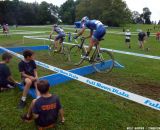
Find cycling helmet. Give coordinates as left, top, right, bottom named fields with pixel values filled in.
left=81, top=16, right=89, bottom=23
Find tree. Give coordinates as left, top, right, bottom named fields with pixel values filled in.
left=59, top=0, right=76, bottom=24
left=0, top=0, right=59, bottom=25
left=132, top=11, right=143, bottom=24
left=75, top=0, right=132, bottom=26
left=141, top=7, right=152, bottom=24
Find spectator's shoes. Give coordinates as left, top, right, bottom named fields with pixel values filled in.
left=18, top=100, right=26, bottom=109
left=21, top=113, right=32, bottom=122
left=7, top=84, right=15, bottom=89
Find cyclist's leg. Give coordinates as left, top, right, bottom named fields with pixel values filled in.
left=59, top=37, right=65, bottom=52
left=86, top=38, right=98, bottom=56
left=54, top=35, right=60, bottom=50
left=86, top=26, right=106, bottom=56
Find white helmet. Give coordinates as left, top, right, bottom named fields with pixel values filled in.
left=81, top=16, right=89, bottom=24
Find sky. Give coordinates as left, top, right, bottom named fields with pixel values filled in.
left=21, top=0, right=160, bottom=22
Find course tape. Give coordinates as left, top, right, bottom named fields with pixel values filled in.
left=0, top=46, right=159, bottom=111
left=24, top=36, right=160, bottom=60
left=0, top=31, right=46, bottom=36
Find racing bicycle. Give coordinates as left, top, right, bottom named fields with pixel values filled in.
left=69, top=37, right=114, bottom=73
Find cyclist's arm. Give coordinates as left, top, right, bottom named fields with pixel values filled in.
left=84, top=30, right=93, bottom=39
left=49, top=31, right=54, bottom=39
left=77, top=27, right=85, bottom=37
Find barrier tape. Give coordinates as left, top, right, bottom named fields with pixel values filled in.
left=24, top=36, right=160, bottom=60
left=0, top=31, right=47, bottom=36
left=0, top=46, right=159, bottom=111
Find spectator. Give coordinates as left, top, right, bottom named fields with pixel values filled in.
left=18, top=50, right=39, bottom=109
left=156, top=32, right=160, bottom=41
left=125, top=29, right=131, bottom=48
left=138, top=30, right=146, bottom=49
left=123, top=28, right=125, bottom=32
left=21, top=80, right=64, bottom=129
left=0, top=53, right=17, bottom=92
left=147, top=29, right=150, bottom=37
left=2, top=24, right=9, bottom=36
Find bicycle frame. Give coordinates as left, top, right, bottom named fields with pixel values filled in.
left=77, top=37, right=101, bottom=62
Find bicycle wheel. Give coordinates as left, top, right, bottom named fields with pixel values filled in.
left=92, top=50, right=114, bottom=73
left=70, top=45, right=86, bottom=66
left=48, top=43, right=55, bottom=56
left=48, top=42, right=62, bottom=56
left=61, top=45, right=71, bottom=62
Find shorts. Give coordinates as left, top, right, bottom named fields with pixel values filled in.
left=92, top=25, right=106, bottom=41
left=55, top=33, right=65, bottom=42
left=0, top=80, right=15, bottom=88
left=125, top=39, right=130, bottom=42
left=138, top=37, right=145, bottom=41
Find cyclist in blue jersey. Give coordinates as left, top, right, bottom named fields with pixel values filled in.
left=74, top=16, right=106, bottom=59
left=49, top=24, right=66, bottom=51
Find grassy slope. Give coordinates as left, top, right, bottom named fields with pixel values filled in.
left=0, top=25, right=160, bottom=130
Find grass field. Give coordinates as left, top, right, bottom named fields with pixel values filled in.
left=0, top=24, right=160, bottom=130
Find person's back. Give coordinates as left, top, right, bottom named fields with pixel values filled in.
left=0, top=53, right=16, bottom=91
left=21, top=80, right=64, bottom=129
left=138, top=32, right=146, bottom=41
left=84, top=20, right=103, bottom=30
left=53, top=26, right=64, bottom=34
left=0, top=63, right=10, bottom=84
left=33, top=94, right=61, bottom=127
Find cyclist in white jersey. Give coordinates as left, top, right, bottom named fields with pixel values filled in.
left=49, top=24, right=66, bottom=51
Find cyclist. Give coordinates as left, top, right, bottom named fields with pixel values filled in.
left=74, top=16, right=106, bottom=59
left=49, top=24, right=66, bottom=52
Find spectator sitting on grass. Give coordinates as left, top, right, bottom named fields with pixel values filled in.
left=18, top=50, right=39, bottom=109
left=0, top=53, right=17, bottom=92
left=21, top=80, right=65, bottom=130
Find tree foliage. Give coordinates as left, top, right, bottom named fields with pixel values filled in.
left=0, top=0, right=152, bottom=26
left=75, top=0, right=132, bottom=26
left=59, top=0, right=76, bottom=24
left=131, top=7, right=152, bottom=24
left=0, top=0, right=58, bottom=25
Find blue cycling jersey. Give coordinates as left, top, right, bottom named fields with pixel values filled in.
left=82, top=20, right=103, bottom=30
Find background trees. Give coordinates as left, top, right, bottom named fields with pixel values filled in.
left=131, top=7, right=152, bottom=24
left=0, top=0, right=153, bottom=26
left=0, top=0, right=58, bottom=25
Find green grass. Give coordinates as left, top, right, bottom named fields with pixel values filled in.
left=0, top=24, right=160, bottom=130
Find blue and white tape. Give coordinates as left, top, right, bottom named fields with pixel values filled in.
left=24, top=36, right=160, bottom=60
left=0, top=46, right=159, bottom=111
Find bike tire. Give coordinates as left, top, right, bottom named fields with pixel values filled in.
left=92, top=50, right=114, bottom=73
left=70, top=45, right=86, bottom=66
left=62, top=45, right=71, bottom=62
left=48, top=43, right=55, bottom=56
